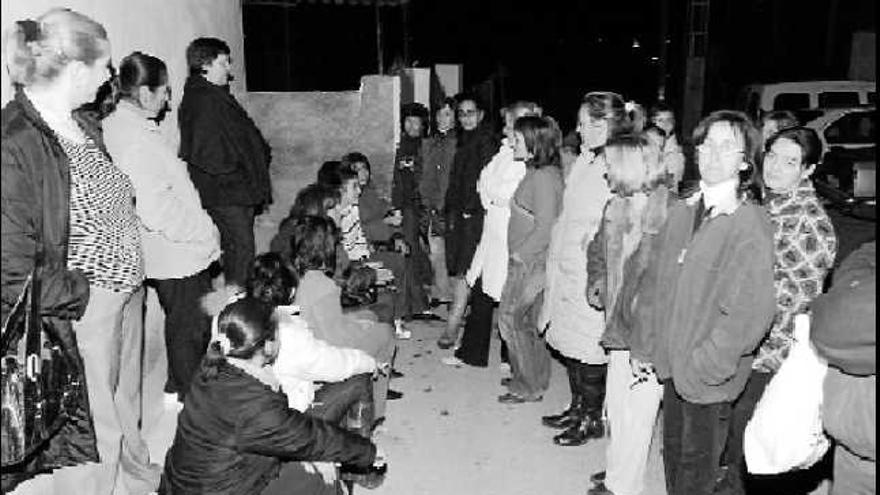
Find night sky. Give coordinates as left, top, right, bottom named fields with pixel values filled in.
left=244, top=0, right=875, bottom=132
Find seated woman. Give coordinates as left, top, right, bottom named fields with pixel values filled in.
left=247, top=253, right=381, bottom=428
left=270, top=182, right=339, bottom=262
left=290, top=215, right=399, bottom=415
left=162, top=297, right=379, bottom=495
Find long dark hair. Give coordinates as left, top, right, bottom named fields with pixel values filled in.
left=514, top=115, right=561, bottom=169
left=290, top=215, right=339, bottom=277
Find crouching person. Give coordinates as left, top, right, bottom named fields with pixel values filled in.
left=161, top=298, right=380, bottom=494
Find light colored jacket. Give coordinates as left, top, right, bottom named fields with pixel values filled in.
left=103, top=101, right=219, bottom=279
left=466, top=142, right=526, bottom=300
left=543, top=150, right=611, bottom=363
left=272, top=306, right=376, bottom=412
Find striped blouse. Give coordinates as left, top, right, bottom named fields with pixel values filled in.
left=61, top=135, right=144, bottom=293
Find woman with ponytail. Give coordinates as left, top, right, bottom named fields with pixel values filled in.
left=541, top=91, right=630, bottom=446
left=163, top=297, right=381, bottom=495
left=103, top=51, right=221, bottom=404
left=1, top=9, right=155, bottom=494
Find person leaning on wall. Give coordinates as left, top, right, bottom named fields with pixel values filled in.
left=178, top=37, right=272, bottom=293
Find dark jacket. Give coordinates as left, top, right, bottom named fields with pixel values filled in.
left=419, top=130, right=457, bottom=213
left=445, top=125, right=499, bottom=218
left=178, top=76, right=271, bottom=208
left=1, top=91, right=99, bottom=483
left=359, top=184, right=393, bottom=243
left=391, top=135, right=423, bottom=211
left=629, top=199, right=776, bottom=404
left=812, top=241, right=876, bottom=464
left=163, top=360, right=375, bottom=494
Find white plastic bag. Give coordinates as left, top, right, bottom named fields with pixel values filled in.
left=744, top=314, right=830, bottom=474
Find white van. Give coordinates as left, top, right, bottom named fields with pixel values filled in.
left=738, top=80, right=876, bottom=120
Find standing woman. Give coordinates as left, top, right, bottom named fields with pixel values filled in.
left=103, top=52, right=221, bottom=402
left=586, top=134, right=672, bottom=495
left=720, top=126, right=837, bottom=495
left=541, top=92, right=624, bottom=446
left=496, top=115, right=564, bottom=403
left=1, top=10, right=107, bottom=491
left=440, top=94, right=500, bottom=345
left=3, top=9, right=160, bottom=494
left=419, top=98, right=458, bottom=305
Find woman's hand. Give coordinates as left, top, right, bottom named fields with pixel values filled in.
left=629, top=356, right=655, bottom=387
left=586, top=279, right=605, bottom=310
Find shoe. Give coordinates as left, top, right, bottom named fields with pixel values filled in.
left=498, top=392, right=543, bottom=404
left=411, top=311, right=444, bottom=322
left=590, top=471, right=606, bottom=484
left=437, top=332, right=456, bottom=349
left=390, top=368, right=404, bottom=379
left=339, top=462, right=387, bottom=489
left=441, top=355, right=465, bottom=367
left=553, top=415, right=605, bottom=446
left=386, top=389, right=404, bottom=400
left=541, top=404, right=582, bottom=430
left=587, top=481, right=614, bottom=495
left=394, top=320, right=412, bottom=340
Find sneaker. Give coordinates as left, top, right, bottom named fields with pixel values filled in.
left=394, top=320, right=412, bottom=339
left=441, top=355, right=465, bottom=367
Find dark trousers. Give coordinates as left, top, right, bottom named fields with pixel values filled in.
left=206, top=205, right=256, bottom=288
left=153, top=269, right=213, bottom=398
left=721, top=371, right=830, bottom=495
left=663, top=381, right=732, bottom=495
left=455, top=278, right=496, bottom=367
left=308, top=373, right=374, bottom=439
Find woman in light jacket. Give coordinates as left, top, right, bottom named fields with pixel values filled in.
left=103, top=52, right=221, bottom=404
left=541, top=92, right=628, bottom=447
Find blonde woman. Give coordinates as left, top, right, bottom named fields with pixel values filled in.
left=586, top=134, right=672, bottom=495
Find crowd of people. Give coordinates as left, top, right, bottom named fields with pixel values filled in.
left=0, top=6, right=874, bottom=495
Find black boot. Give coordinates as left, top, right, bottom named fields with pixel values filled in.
left=553, top=362, right=606, bottom=446
left=541, top=397, right=582, bottom=429
left=553, top=412, right=605, bottom=446
left=542, top=358, right=583, bottom=429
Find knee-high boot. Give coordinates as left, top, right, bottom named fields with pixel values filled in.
left=554, top=362, right=606, bottom=446
left=542, top=357, right=583, bottom=429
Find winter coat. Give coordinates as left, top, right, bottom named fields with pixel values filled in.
left=272, top=306, right=376, bottom=412
left=628, top=195, right=776, bottom=404
left=178, top=75, right=271, bottom=208
left=103, top=100, right=221, bottom=280
left=1, top=91, right=99, bottom=483
left=419, top=130, right=457, bottom=214
left=162, top=359, right=375, bottom=494
left=812, top=241, right=875, bottom=464
left=752, top=180, right=837, bottom=373
left=543, top=149, right=612, bottom=363
left=466, top=142, right=525, bottom=300
left=444, top=125, right=499, bottom=276
left=593, top=186, right=673, bottom=350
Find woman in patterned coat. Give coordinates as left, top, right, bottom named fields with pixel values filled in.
left=721, top=126, right=837, bottom=495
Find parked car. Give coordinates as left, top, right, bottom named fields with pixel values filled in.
left=738, top=80, right=876, bottom=121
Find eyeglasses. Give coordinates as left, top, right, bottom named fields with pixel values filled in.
left=764, top=151, right=801, bottom=169
left=457, top=109, right=478, bottom=117
left=696, top=142, right=743, bottom=158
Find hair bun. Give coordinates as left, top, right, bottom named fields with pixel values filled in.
left=16, top=19, right=40, bottom=42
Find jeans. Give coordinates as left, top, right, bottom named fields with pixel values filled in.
left=153, top=269, right=214, bottom=398
left=455, top=278, right=496, bottom=367
left=308, top=374, right=374, bottom=439
left=498, top=258, right=551, bottom=399
left=663, top=381, right=731, bottom=495
left=206, top=205, right=255, bottom=288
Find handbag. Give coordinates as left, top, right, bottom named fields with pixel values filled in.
left=743, top=314, right=830, bottom=474
left=1, top=210, right=82, bottom=467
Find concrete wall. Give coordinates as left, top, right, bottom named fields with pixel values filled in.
left=243, top=75, right=400, bottom=254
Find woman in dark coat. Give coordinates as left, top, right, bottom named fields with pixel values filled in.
left=1, top=9, right=109, bottom=491
left=440, top=94, right=500, bottom=345
left=162, top=298, right=379, bottom=495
